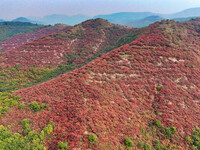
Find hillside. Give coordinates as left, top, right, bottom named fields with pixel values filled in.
left=0, top=19, right=135, bottom=67
left=0, top=19, right=198, bottom=149
left=0, top=22, right=45, bottom=42
left=0, top=18, right=138, bottom=91
left=0, top=24, right=68, bottom=52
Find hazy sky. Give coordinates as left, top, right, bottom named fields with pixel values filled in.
left=1, top=0, right=200, bottom=20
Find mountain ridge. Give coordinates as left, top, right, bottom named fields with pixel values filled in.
left=6, top=7, right=200, bottom=27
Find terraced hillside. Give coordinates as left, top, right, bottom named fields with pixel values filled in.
left=0, top=19, right=199, bottom=149
left=0, top=24, right=68, bottom=52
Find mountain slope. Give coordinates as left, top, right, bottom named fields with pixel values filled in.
left=1, top=19, right=199, bottom=149
left=0, top=22, right=45, bottom=42
left=0, top=18, right=135, bottom=67
left=0, top=19, right=138, bottom=92
left=0, top=24, right=68, bottom=52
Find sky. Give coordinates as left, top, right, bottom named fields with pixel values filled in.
left=1, top=0, right=200, bottom=20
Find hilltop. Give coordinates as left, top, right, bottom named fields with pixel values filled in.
left=0, top=18, right=198, bottom=149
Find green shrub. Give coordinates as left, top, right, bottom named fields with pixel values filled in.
left=43, top=122, right=53, bottom=135
left=39, top=130, right=45, bottom=141
left=0, top=125, right=46, bottom=150
left=145, top=143, right=151, bottom=150
left=153, top=120, right=162, bottom=128
left=154, top=140, right=161, bottom=150
left=164, top=127, right=172, bottom=138
left=30, top=101, right=41, bottom=112
left=164, top=127, right=176, bottom=139
left=0, top=92, right=20, bottom=114
left=192, top=134, right=200, bottom=141
left=29, top=101, right=49, bottom=112
left=193, top=141, right=200, bottom=149
left=18, top=103, right=25, bottom=109
left=14, top=65, right=20, bottom=70
left=192, top=145, right=198, bottom=149
left=40, top=103, right=49, bottom=109
left=58, top=141, right=68, bottom=150
left=125, top=138, right=134, bottom=147
left=170, top=127, right=176, bottom=134
left=156, top=84, right=163, bottom=91
left=154, top=139, right=160, bottom=145
left=185, top=136, right=193, bottom=144
left=21, top=119, right=29, bottom=126
left=88, top=134, right=97, bottom=143
left=138, top=142, right=144, bottom=148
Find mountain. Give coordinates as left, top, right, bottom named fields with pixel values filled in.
left=92, top=8, right=200, bottom=27
left=28, top=14, right=91, bottom=25
left=0, top=18, right=199, bottom=149
left=171, top=7, right=200, bottom=18
left=0, top=18, right=135, bottom=67
left=12, top=17, right=31, bottom=23
left=12, top=17, right=46, bottom=25
left=126, top=16, right=163, bottom=27
left=0, top=24, right=68, bottom=52
left=0, top=22, right=45, bottom=42
left=0, top=18, right=137, bottom=91
left=173, top=16, right=199, bottom=22
left=93, top=12, right=156, bottom=25
left=21, top=7, right=200, bottom=27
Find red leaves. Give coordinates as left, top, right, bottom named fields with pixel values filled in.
left=0, top=19, right=199, bottom=149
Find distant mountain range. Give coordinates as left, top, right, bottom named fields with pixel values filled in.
left=3, top=7, right=200, bottom=27
left=168, top=7, right=200, bottom=18
left=26, top=14, right=91, bottom=25
left=125, top=16, right=163, bottom=27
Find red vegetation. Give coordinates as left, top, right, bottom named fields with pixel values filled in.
left=0, top=19, right=200, bottom=149
left=0, top=24, right=68, bottom=52
left=0, top=19, right=133, bottom=67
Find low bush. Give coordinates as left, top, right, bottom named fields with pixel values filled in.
left=58, top=141, right=68, bottom=150
left=125, top=138, right=134, bottom=147
left=138, top=142, right=144, bottom=148
left=18, top=103, right=25, bottom=109
left=145, top=143, right=151, bottom=150
left=88, top=134, right=97, bottom=143
left=29, top=101, right=49, bottom=112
